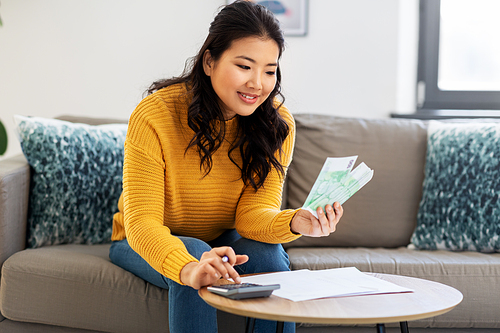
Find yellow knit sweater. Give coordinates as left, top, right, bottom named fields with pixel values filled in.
left=112, top=83, right=300, bottom=284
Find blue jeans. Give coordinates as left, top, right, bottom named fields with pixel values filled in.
left=109, top=229, right=295, bottom=333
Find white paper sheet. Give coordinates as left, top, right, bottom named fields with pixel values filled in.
left=240, top=267, right=413, bottom=302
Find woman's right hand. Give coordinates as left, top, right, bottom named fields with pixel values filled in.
left=180, top=246, right=249, bottom=290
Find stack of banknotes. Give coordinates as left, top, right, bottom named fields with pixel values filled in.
left=302, top=156, right=374, bottom=218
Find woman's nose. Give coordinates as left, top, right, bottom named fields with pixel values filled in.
left=247, top=73, right=262, bottom=90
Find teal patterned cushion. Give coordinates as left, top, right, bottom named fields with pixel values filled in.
left=412, top=121, right=500, bottom=252
left=14, top=115, right=127, bottom=248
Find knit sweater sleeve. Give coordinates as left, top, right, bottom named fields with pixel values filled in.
left=122, top=95, right=198, bottom=285
left=234, top=106, right=302, bottom=243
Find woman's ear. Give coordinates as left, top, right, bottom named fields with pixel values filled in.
left=202, top=50, right=213, bottom=76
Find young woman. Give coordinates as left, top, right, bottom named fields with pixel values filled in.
left=109, top=1, right=343, bottom=332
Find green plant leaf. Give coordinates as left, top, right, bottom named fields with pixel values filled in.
left=0, top=120, right=7, bottom=155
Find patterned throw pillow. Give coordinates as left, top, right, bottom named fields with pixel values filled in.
left=14, top=115, right=127, bottom=248
left=412, top=121, right=500, bottom=252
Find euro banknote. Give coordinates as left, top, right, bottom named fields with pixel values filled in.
left=302, top=156, right=374, bottom=218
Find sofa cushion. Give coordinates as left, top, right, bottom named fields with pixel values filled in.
left=0, top=245, right=170, bottom=333
left=287, top=247, right=500, bottom=328
left=14, top=116, right=127, bottom=248
left=284, top=115, right=428, bottom=248
left=0, top=155, right=30, bottom=266
left=412, top=121, right=500, bottom=252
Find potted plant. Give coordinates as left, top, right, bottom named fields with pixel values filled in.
left=0, top=120, right=7, bottom=156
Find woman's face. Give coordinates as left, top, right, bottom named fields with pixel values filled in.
left=203, top=36, right=280, bottom=120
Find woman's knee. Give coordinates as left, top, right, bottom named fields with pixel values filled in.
left=109, top=239, right=134, bottom=266
left=256, top=243, right=290, bottom=272
left=178, top=236, right=212, bottom=260
left=234, top=240, right=290, bottom=274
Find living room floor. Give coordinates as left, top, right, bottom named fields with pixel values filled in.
left=1, top=319, right=500, bottom=333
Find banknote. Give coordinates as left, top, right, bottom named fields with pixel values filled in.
left=302, top=156, right=374, bottom=218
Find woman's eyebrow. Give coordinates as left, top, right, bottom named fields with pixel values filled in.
left=235, top=55, right=278, bottom=67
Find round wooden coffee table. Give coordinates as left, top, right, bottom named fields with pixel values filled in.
left=199, top=273, right=463, bottom=333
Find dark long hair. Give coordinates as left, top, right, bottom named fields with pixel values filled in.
left=147, top=0, right=289, bottom=190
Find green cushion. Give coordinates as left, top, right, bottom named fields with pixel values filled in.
left=14, top=116, right=127, bottom=248
left=412, top=121, right=500, bottom=252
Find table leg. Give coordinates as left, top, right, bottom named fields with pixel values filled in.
left=400, top=321, right=409, bottom=333
left=376, top=323, right=386, bottom=333
left=276, top=321, right=284, bottom=333
left=245, top=317, right=255, bottom=333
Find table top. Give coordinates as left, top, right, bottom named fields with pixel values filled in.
left=199, top=273, right=463, bottom=325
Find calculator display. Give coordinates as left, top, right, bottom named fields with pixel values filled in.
left=207, top=283, right=280, bottom=300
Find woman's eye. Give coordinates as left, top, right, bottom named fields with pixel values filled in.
left=238, top=65, right=251, bottom=70
left=266, top=71, right=276, bottom=76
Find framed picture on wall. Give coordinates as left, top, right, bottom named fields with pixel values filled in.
left=227, top=0, right=308, bottom=36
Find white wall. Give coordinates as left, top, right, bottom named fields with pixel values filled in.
left=0, top=0, right=418, bottom=159
left=282, top=0, right=418, bottom=117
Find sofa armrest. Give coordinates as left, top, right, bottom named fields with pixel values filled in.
left=0, top=154, right=30, bottom=267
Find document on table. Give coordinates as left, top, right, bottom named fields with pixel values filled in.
left=240, top=267, right=413, bottom=302
left=302, top=156, right=374, bottom=218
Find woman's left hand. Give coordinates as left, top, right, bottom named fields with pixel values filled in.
left=290, top=202, right=343, bottom=237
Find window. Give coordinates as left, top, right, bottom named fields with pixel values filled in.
left=417, top=0, right=500, bottom=111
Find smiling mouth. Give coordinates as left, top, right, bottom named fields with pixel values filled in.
left=238, top=92, right=259, bottom=104
left=239, top=92, right=258, bottom=100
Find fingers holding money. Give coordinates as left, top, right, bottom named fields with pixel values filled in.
left=330, top=202, right=343, bottom=231
left=316, top=202, right=343, bottom=235
left=291, top=203, right=343, bottom=237
left=315, top=206, right=330, bottom=236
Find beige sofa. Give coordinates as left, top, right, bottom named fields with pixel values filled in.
left=1, top=114, right=499, bottom=333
